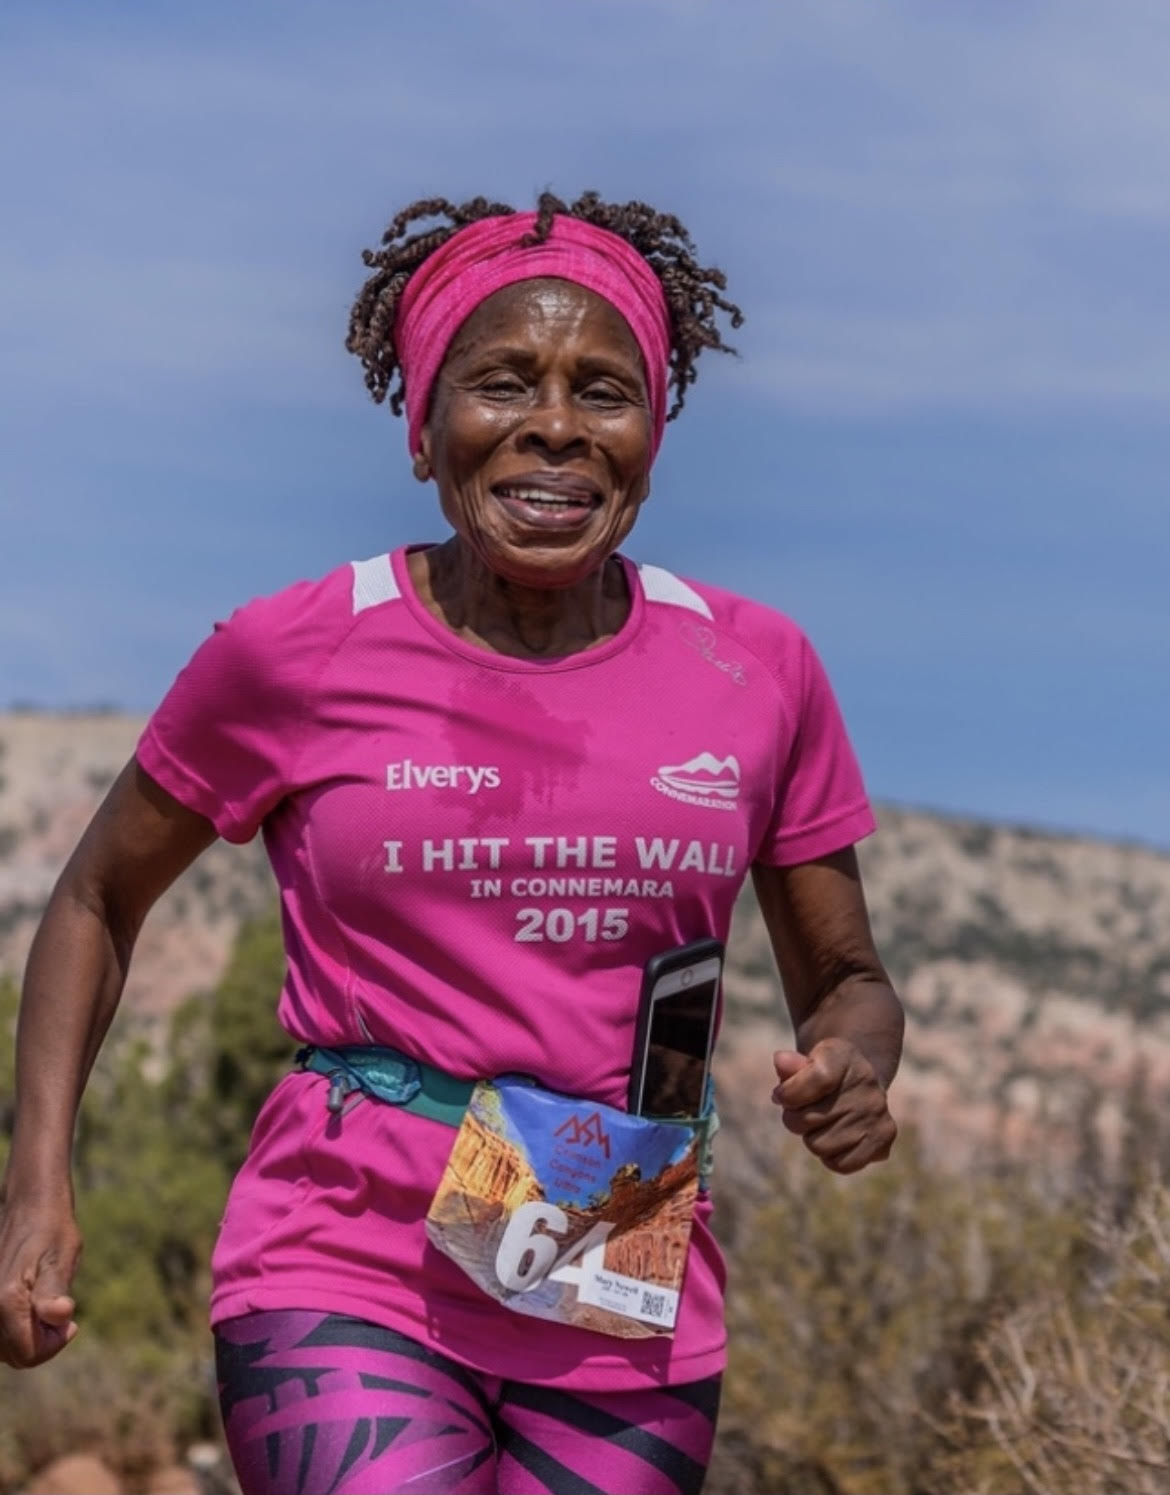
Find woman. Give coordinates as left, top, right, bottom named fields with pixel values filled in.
left=0, top=192, right=902, bottom=1495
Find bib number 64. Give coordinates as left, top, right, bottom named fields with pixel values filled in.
left=494, top=1201, right=614, bottom=1293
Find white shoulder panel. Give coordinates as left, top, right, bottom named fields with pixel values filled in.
left=638, top=563, right=714, bottom=620
left=351, top=554, right=401, bottom=614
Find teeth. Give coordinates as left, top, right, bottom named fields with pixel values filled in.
left=499, top=486, right=588, bottom=507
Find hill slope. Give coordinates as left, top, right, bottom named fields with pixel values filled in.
left=3, top=712, right=1166, bottom=1173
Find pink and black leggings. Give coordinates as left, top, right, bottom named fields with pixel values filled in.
left=215, top=1310, right=720, bottom=1495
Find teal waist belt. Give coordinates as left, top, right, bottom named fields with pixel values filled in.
left=296, top=1044, right=475, bottom=1128
left=295, top=1043, right=719, bottom=1186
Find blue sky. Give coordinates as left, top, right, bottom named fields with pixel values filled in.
left=2, top=1, right=1167, bottom=847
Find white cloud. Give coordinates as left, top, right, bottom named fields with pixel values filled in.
left=5, top=1, right=1170, bottom=417
left=1, top=0, right=1168, bottom=850
left=730, top=302, right=1170, bottom=417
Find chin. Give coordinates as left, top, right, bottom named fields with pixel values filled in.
left=494, top=555, right=602, bottom=590
left=476, top=535, right=613, bottom=590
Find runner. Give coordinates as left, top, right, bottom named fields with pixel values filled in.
left=0, top=192, right=904, bottom=1495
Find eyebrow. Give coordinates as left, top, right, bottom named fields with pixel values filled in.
left=576, top=353, right=647, bottom=381
left=455, top=343, right=540, bottom=368
left=453, top=344, right=646, bottom=383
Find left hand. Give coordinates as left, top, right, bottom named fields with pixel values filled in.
left=771, top=1037, right=897, bottom=1174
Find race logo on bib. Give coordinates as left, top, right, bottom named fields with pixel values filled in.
left=426, top=1079, right=701, bottom=1337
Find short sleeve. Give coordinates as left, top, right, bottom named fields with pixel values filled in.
left=136, top=577, right=332, bottom=843
left=755, top=632, right=876, bottom=866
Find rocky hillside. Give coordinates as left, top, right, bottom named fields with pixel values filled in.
left=0, top=713, right=271, bottom=1044
left=3, top=712, right=1167, bottom=1177
left=723, top=804, right=1170, bottom=1182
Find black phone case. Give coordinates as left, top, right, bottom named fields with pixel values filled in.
left=627, top=936, right=724, bottom=1114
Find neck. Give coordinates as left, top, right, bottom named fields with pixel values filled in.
left=411, top=539, right=630, bottom=659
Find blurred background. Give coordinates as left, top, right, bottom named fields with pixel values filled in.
left=2, top=3, right=1169, bottom=1492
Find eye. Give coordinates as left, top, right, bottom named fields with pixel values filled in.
left=582, top=383, right=627, bottom=406
left=477, top=374, right=527, bottom=398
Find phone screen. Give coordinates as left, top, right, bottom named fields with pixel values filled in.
left=639, top=955, right=722, bottom=1118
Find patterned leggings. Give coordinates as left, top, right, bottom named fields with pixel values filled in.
left=215, top=1310, right=721, bottom=1495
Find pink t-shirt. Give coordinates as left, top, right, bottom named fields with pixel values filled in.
left=137, top=545, right=875, bottom=1391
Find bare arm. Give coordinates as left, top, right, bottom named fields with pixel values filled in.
left=0, top=759, right=216, bottom=1366
left=752, top=846, right=904, bottom=1172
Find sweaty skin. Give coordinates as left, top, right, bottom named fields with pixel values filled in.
left=754, top=850, right=902, bottom=1173
left=409, top=279, right=652, bottom=659
left=0, top=274, right=902, bottom=1371
left=0, top=763, right=215, bottom=1366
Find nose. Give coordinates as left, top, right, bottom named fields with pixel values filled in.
left=517, top=381, right=588, bottom=456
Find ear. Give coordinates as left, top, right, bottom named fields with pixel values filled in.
left=409, top=424, right=433, bottom=481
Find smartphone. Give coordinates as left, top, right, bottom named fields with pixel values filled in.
left=628, top=938, right=724, bottom=1119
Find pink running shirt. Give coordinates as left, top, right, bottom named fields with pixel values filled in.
left=137, top=546, right=876, bottom=1391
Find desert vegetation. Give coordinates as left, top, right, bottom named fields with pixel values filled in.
left=3, top=910, right=1170, bottom=1493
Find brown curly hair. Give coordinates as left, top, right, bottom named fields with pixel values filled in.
left=345, top=190, right=743, bottom=424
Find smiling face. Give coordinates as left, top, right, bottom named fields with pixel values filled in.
left=417, top=278, right=654, bottom=590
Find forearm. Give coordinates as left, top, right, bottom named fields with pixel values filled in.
left=793, top=976, right=904, bottom=1091
left=3, top=883, right=134, bottom=1199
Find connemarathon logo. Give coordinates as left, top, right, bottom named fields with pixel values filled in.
left=554, top=1111, right=612, bottom=1158
left=651, top=752, right=740, bottom=812
left=386, top=760, right=501, bottom=794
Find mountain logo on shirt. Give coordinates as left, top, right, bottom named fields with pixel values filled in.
left=651, top=753, right=740, bottom=812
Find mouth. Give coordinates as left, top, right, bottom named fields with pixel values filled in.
left=491, top=473, right=603, bottom=529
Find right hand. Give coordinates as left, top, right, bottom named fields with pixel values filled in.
left=0, top=1195, right=82, bottom=1367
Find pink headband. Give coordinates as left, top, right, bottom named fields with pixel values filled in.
left=395, top=212, right=672, bottom=461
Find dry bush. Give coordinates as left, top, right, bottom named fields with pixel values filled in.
left=947, top=1186, right=1170, bottom=1495
left=0, top=1338, right=213, bottom=1494
left=708, top=1132, right=1081, bottom=1495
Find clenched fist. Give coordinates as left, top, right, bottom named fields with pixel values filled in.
left=772, top=1037, right=897, bottom=1174
left=0, top=1197, right=81, bottom=1368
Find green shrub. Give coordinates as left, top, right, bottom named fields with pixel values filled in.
left=710, top=1136, right=1082, bottom=1495
left=0, top=912, right=289, bottom=1492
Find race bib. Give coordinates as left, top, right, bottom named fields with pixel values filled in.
left=425, top=1078, right=702, bottom=1338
